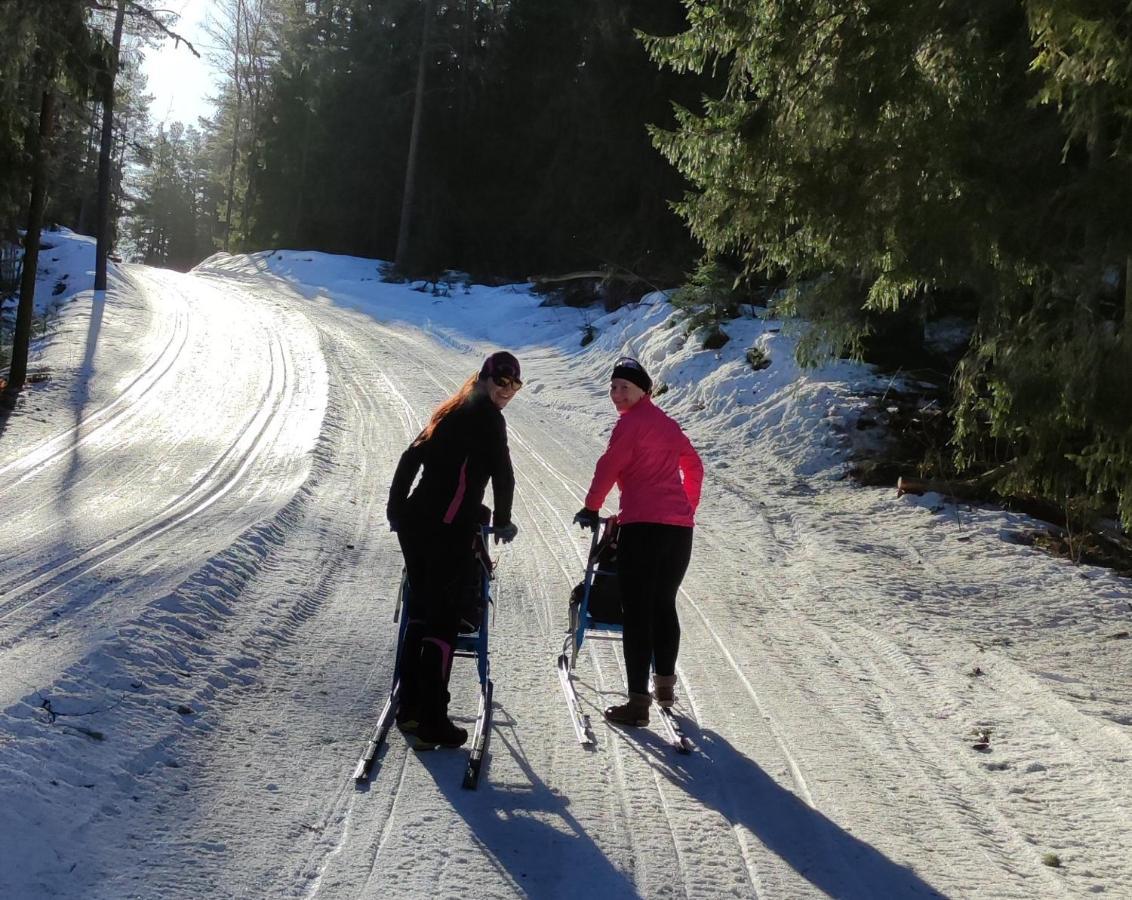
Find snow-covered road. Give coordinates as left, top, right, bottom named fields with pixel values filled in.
left=2, top=255, right=1130, bottom=899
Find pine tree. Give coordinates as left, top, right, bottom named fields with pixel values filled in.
left=245, top=0, right=706, bottom=278
left=128, top=122, right=217, bottom=269
left=669, top=258, right=744, bottom=349
left=2, top=0, right=98, bottom=404
left=646, top=0, right=1132, bottom=528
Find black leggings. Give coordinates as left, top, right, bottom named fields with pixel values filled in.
left=617, top=523, right=693, bottom=695
left=397, top=524, right=471, bottom=722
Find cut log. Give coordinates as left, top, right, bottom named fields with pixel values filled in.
left=529, top=270, right=646, bottom=288
left=896, top=467, right=1007, bottom=500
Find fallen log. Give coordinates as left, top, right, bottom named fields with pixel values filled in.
left=528, top=270, right=647, bottom=287
left=896, top=466, right=1007, bottom=500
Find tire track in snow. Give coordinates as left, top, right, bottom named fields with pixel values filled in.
left=0, top=322, right=292, bottom=635
left=75, top=300, right=393, bottom=900
left=504, top=482, right=649, bottom=892
left=257, top=315, right=424, bottom=898
left=688, top=457, right=1120, bottom=895
left=676, top=453, right=1024, bottom=893
left=765, top=489, right=1132, bottom=895
left=0, top=273, right=190, bottom=488
left=0, top=274, right=333, bottom=758
left=837, top=623, right=1075, bottom=897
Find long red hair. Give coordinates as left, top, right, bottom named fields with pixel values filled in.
left=413, top=374, right=479, bottom=445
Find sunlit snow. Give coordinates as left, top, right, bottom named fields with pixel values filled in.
left=2, top=231, right=1130, bottom=898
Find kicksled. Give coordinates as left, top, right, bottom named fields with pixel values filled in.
left=556, top=517, right=692, bottom=754
left=353, top=525, right=496, bottom=790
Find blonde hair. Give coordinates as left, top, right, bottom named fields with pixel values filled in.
left=412, top=374, right=479, bottom=445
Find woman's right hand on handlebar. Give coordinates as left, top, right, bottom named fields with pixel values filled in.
left=572, top=507, right=600, bottom=530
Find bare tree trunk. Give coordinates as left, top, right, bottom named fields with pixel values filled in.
left=240, top=67, right=262, bottom=237
left=394, top=0, right=435, bottom=273
left=460, top=0, right=472, bottom=129
left=223, top=0, right=244, bottom=252
left=78, top=102, right=99, bottom=234
left=294, top=110, right=311, bottom=241
left=95, top=0, right=127, bottom=291
left=5, top=86, right=56, bottom=404
left=1125, top=255, right=1132, bottom=348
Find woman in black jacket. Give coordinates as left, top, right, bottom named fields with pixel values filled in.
left=386, top=351, right=521, bottom=749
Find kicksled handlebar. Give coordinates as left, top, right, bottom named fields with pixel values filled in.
left=576, top=514, right=616, bottom=534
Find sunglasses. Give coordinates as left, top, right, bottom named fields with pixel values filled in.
left=492, top=374, right=522, bottom=391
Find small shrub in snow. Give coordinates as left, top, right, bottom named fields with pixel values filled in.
left=580, top=324, right=596, bottom=347
left=1041, top=853, right=1062, bottom=869
left=379, top=262, right=406, bottom=283
left=702, top=327, right=729, bottom=350
left=671, top=258, right=746, bottom=349
left=442, top=270, right=473, bottom=294
left=746, top=346, right=770, bottom=371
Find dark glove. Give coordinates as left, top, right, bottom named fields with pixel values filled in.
left=573, top=507, right=600, bottom=530
left=388, top=518, right=400, bottom=533
left=494, top=521, right=518, bottom=545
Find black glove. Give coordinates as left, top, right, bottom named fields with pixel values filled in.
left=494, top=521, right=518, bottom=544
left=573, top=507, right=600, bottom=530
left=388, top=518, right=400, bottom=533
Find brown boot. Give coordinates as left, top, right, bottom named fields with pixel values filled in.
left=652, top=674, right=677, bottom=709
left=604, top=691, right=651, bottom=726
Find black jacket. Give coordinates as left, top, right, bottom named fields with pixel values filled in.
left=387, top=392, right=514, bottom=530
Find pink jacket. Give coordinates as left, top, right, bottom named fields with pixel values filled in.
left=584, top=396, right=703, bottom=527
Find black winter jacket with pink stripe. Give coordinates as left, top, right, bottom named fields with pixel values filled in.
left=387, top=392, right=514, bottom=531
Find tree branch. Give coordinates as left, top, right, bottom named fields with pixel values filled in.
left=87, top=1, right=202, bottom=58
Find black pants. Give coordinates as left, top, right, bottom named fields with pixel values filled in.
left=396, top=524, right=471, bottom=724
left=617, top=523, right=693, bottom=696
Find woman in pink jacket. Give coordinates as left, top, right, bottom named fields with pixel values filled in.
left=574, top=356, right=703, bottom=726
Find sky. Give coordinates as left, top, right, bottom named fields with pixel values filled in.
left=140, top=0, right=220, bottom=127
left=2, top=230, right=1130, bottom=897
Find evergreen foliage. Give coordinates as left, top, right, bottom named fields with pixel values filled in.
left=239, top=0, right=708, bottom=280
left=646, top=0, right=1132, bottom=528
left=6, top=0, right=1129, bottom=538
left=127, top=122, right=221, bottom=269
left=669, top=258, right=744, bottom=348
left=0, top=1, right=100, bottom=239
left=0, top=2, right=156, bottom=256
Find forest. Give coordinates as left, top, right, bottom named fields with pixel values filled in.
left=1, top=1, right=1131, bottom=547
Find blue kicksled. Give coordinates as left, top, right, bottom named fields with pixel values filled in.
left=354, top=525, right=496, bottom=789
left=556, top=516, right=692, bottom=752
left=556, top=517, right=621, bottom=747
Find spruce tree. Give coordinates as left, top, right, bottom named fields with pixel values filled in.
left=2, top=0, right=98, bottom=404
left=646, top=0, right=1132, bottom=529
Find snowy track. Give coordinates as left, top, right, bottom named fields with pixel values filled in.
left=0, top=268, right=326, bottom=710
left=1, top=258, right=1130, bottom=898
